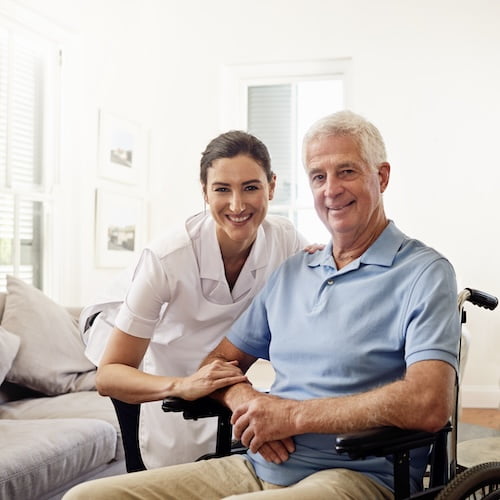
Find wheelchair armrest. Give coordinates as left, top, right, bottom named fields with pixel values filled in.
left=162, top=396, right=235, bottom=457
left=335, top=423, right=452, bottom=460
left=162, top=396, right=231, bottom=421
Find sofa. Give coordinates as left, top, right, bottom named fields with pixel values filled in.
left=0, top=275, right=126, bottom=500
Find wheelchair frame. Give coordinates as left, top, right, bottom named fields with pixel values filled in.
left=163, top=288, right=499, bottom=499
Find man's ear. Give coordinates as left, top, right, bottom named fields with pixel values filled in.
left=378, top=163, right=390, bottom=193
left=268, top=174, right=277, bottom=200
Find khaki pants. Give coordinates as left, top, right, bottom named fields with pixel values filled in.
left=63, top=455, right=393, bottom=500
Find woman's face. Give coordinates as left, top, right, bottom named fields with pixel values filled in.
left=204, top=154, right=275, bottom=250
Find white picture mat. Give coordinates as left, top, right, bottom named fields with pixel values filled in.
left=95, top=189, right=144, bottom=268
left=98, top=110, right=142, bottom=184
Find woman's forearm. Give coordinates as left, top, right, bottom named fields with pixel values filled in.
left=96, top=359, right=249, bottom=404
left=96, top=363, right=180, bottom=404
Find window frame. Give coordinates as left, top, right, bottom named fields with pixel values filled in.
left=0, top=1, right=63, bottom=293
left=220, top=59, right=352, bottom=241
left=220, top=59, right=352, bottom=130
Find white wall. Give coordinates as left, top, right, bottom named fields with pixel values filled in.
left=13, top=0, right=500, bottom=407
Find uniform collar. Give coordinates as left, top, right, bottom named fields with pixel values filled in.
left=196, top=214, right=268, bottom=282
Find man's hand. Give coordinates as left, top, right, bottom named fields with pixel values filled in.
left=231, top=394, right=299, bottom=463
left=173, top=360, right=248, bottom=401
left=248, top=439, right=295, bottom=464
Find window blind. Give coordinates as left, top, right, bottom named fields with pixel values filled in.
left=247, top=84, right=293, bottom=206
left=0, top=24, right=46, bottom=290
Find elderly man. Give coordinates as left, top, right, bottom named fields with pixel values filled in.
left=64, top=111, right=460, bottom=499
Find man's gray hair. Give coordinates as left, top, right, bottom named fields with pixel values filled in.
left=302, top=110, right=387, bottom=170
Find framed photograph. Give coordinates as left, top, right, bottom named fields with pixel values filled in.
left=95, top=189, right=144, bottom=268
left=98, top=110, right=142, bottom=184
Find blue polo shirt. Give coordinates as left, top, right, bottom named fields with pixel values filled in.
left=227, top=221, right=460, bottom=493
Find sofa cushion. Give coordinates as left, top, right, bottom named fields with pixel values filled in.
left=1, top=275, right=96, bottom=395
left=0, top=391, right=124, bottom=460
left=0, top=418, right=117, bottom=500
left=0, top=326, right=20, bottom=385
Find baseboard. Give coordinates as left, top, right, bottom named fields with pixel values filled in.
left=461, top=385, right=500, bottom=408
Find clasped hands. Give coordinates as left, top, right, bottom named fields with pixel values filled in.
left=231, top=394, right=298, bottom=464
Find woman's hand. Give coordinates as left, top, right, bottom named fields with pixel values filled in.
left=303, top=243, right=325, bottom=254
left=172, top=360, right=249, bottom=401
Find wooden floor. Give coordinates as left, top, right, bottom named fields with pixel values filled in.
left=460, top=408, right=500, bottom=430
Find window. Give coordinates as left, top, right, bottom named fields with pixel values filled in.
left=221, top=60, right=350, bottom=242
left=0, top=16, right=60, bottom=291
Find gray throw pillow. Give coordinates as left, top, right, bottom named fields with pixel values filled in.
left=1, top=275, right=96, bottom=395
left=0, top=326, right=21, bottom=385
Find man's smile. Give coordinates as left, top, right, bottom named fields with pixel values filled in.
left=329, top=200, right=355, bottom=211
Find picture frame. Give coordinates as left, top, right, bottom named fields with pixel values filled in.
left=97, top=110, right=142, bottom=184
left=95, top=189, right=144, bottom=268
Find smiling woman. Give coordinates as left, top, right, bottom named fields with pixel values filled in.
left=205, top=154, right=276, bottom=287
left=81, top=130, right=309, bottom=471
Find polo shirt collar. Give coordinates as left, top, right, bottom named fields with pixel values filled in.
left=308, top=220, right=404, bottom=269
left=308, top=243, right=335, bottom=268
left=361, top=221, right=405, bottom=267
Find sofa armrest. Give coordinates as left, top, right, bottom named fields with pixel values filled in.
left=65, top=306, right=83, bottom=320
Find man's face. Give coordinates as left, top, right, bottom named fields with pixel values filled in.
left=305, top=134, right=389, bottom=241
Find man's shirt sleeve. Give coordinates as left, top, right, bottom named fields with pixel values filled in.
left=403, top=257, right=460, bottom=371
left=226, top=277, right=274, bottom=360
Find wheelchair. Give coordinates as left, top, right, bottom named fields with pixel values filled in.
left=163, top=288, right=499, bottom=499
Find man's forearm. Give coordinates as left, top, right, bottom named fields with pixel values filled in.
left=200, top=350, right=228, bottom=368
left=294, top=360, right=455, bottom=435
left=200, top=338, right=260, bottom=409
left=210, top=380, right=261, bottom=411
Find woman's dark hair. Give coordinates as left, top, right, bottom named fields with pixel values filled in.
left=200, top=130, right=274, bottom=185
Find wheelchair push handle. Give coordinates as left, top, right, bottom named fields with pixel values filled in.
left=463, top=288, right=498, bottom=310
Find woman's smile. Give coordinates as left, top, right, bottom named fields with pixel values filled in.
left=227, top=213, right=253, bottom=224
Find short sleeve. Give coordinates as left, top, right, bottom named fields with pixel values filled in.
left=114, top=248, right=171, bottom=338
left=404, top=258, right=460, bottom=371
left=226, top=285, right=272, bottom=360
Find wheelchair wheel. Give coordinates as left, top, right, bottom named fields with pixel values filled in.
left=436, top=461, right=500, bottom=499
